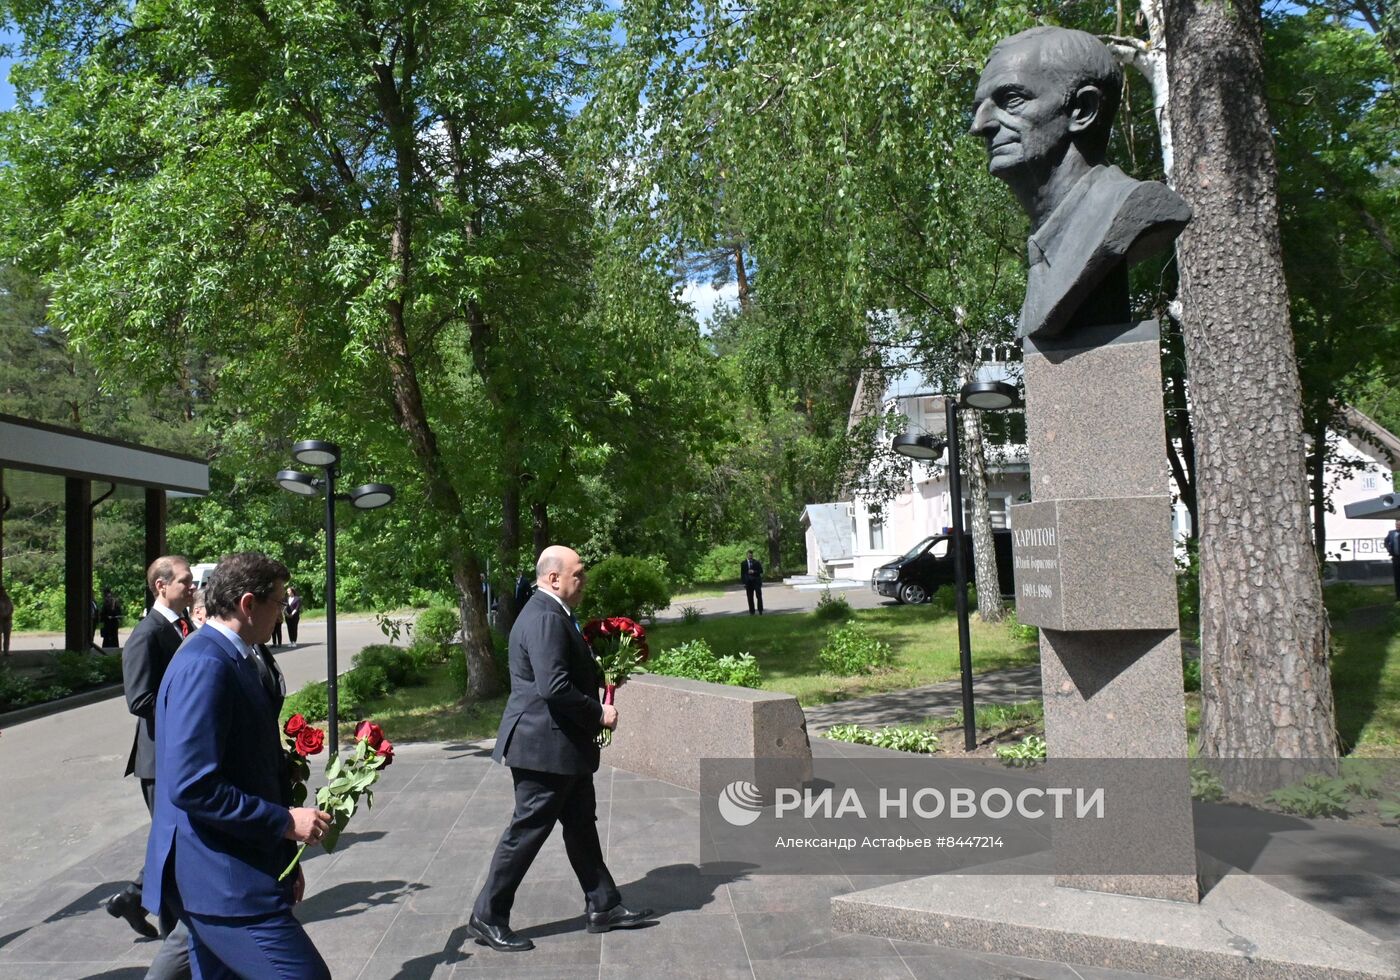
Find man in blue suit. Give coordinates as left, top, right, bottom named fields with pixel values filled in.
left=142, top=552, right=332, bottom=979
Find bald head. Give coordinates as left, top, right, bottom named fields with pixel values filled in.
left=536, top=545, right=587, bottom=609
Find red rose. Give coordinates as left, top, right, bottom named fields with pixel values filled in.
left=294, top=726, right=325, bottom=757
left=375, top=739, right=394, bottom=767
left=284, top=714, right=307, bottom=737
left=355, top=720, right=385, bottom=749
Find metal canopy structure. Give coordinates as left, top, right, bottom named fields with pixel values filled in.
left=0, top=413, right=209, bottom=651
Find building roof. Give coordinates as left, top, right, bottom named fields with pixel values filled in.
left=1342, top=406, right=1400, bottom=468
left=0, top=413, right=209, bottom=496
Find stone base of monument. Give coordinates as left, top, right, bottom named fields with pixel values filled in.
left=603, top=673, right=812, bottom=791
left=831, top=862, right=1397, bottom=979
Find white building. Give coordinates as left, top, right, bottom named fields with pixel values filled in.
left=803, top=360, right=1399, bottom=583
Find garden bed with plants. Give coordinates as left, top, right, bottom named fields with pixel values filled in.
left=0, top=651, right=125, bottom=714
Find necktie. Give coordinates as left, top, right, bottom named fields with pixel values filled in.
left=177, top=618, right=189, bottom=638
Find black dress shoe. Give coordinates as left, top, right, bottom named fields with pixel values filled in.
left=106, top=891, right=159, bottom=939
left=467, top=913, right=534, bottom=952
left=584, top=902, right=654, bottom=933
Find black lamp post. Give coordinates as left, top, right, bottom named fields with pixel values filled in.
left=893, top=379, right=1020, bottom=751
left=276, top=440, right=395, bottom=758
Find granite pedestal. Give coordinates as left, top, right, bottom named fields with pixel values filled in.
left=604, top=673, right=813, bottom=791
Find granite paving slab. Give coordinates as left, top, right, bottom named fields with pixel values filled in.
left=4, top=738, right=1368, bottom=980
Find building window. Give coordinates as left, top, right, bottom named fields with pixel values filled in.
left=869, top=517, right=884, bottom=550
left=963, top=495, right=1011, bottom=529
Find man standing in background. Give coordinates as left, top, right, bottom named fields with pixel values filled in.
left=1386, top=520, right=1400, bottom=601
left=107, top=556, right=193, bottom=939
left=741, top=549, right=764, bottom=615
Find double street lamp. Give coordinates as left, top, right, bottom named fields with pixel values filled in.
left=892, top=379, right=1019, bottom=751
left=276, top=440, right=395, bottom=758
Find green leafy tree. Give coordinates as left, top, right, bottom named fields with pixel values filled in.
left=0, top=0, right=709, bottom=697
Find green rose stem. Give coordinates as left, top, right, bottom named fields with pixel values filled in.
left=279, top=733, right=391, bottom=881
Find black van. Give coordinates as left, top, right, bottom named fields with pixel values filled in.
left=871, top=529, right=1015, bottom=604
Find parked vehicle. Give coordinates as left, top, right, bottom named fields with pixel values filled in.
left=871, top=529, right=1015, bottom=604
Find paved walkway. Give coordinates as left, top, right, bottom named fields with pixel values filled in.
left=0, top=739, right=1188, bottom=980
left=802, top=666, right=1043, bottom=733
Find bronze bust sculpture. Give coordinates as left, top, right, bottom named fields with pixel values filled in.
left=970, top=26, right=1190, bottom=340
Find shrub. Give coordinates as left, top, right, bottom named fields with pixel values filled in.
left=342, top=664, right=391, bottom=705
left=48, top=652, right=104, bottom=690
left=354, top=644, right=420, bottom=688
left=646, top=639, right=761, bottom=687
left=995, top=734, right=1047, bottom=768
left=689, top=543, right=762, bottom=585
left=814, top=589, right=853, bottom=621
left=282, top=681, right=328, bottom=723
left=0, top=666, right=38, bottom=712
left=447, top=651, right=470, bottom=697
left=1182, top=655, right=1201, bottom=693
left=823, top=724, right=939, bottom=754
left=817, top=622, right=892, bottom=676
left=1190, top=766, right=1225, bottom=803
left=578, top=556, right=671, bottom=621
left=1266, top=775, right=1352, bottom=819
left=1005, top=610, right=1038, bottom=643
left=932, top=585, right=957, bottom=613
left=416, top=606, right=461, bottom=646
left=408, top=635, right=449, bottom=669
left=680, top=605, right=702, bottom=626
left=96, top=652, right=125, bottom=684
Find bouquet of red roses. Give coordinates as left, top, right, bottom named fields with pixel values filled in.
left=581, top=616, right=650, bottom=747
left=282, top=713, right=326, bottom=807
left=279, top=719, right=394, bottom=880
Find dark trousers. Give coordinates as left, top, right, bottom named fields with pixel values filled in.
left=745, top=582, right=763, bottom=614
left=122, top=779, right=179, bottom=938
left=285, top=617, right=299, bottom=644
left=1392, top=558, right=1400, bottom=600
left=162, top=865, right=327, bottom=980
left=473, top=768, right=620, bottom=927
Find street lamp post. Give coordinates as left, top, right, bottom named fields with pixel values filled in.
left=893, top=379, right=1019, bottom=752
left=276, top=440, right=395, bottom=758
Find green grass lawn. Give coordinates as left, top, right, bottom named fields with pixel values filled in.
left=1328, top=586, right=1400, bottom=756
left=646, top=605, right=1040, bottom=706
left=337, top=661, right=507, bottom=746
left=668, top=586, right=727, bottom=602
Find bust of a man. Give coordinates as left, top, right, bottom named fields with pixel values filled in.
left=971, top=26, right=1190, bottom=340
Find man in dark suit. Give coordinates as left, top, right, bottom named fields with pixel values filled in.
left=1386, top=521, right=1400, bottom=601
left=107, top=555, right=194, bottom=939
left=468, top=545, right=653, bottom=953
left=142, top=552, right=332, bottom=979
left=741, top=550, right=764, bottom=615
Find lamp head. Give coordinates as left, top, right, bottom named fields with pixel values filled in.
left=348, top=483, right=396, bottom=510
left=959, top=380, right=1021, bottom=411
left=291, top=439, right=341, bottom=468
left=891, top=433, right=946, bottom=461
left=275, top=470, right=320, bottom=496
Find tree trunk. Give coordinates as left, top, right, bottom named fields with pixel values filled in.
left=375, top=55, right=500, bottom=699
left=1163, top=0, right=1338, bottom=760
left=961, top=407, right=1005, bottom=622
left=765, top=510, right=782, bottom=577
left=531, top=501, right=550, bottom=558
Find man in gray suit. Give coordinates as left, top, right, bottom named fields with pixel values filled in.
left=107, top=555, right=193, bottom=940
left=467, top=546, right=653, bottom=952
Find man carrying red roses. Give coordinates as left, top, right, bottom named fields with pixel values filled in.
left=467, top=545, right=653, bottom=953
left=142, top=552, right=334, bottom=979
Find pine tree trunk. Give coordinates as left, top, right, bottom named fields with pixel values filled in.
left=1163, top=0, right=1338, bottom=759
